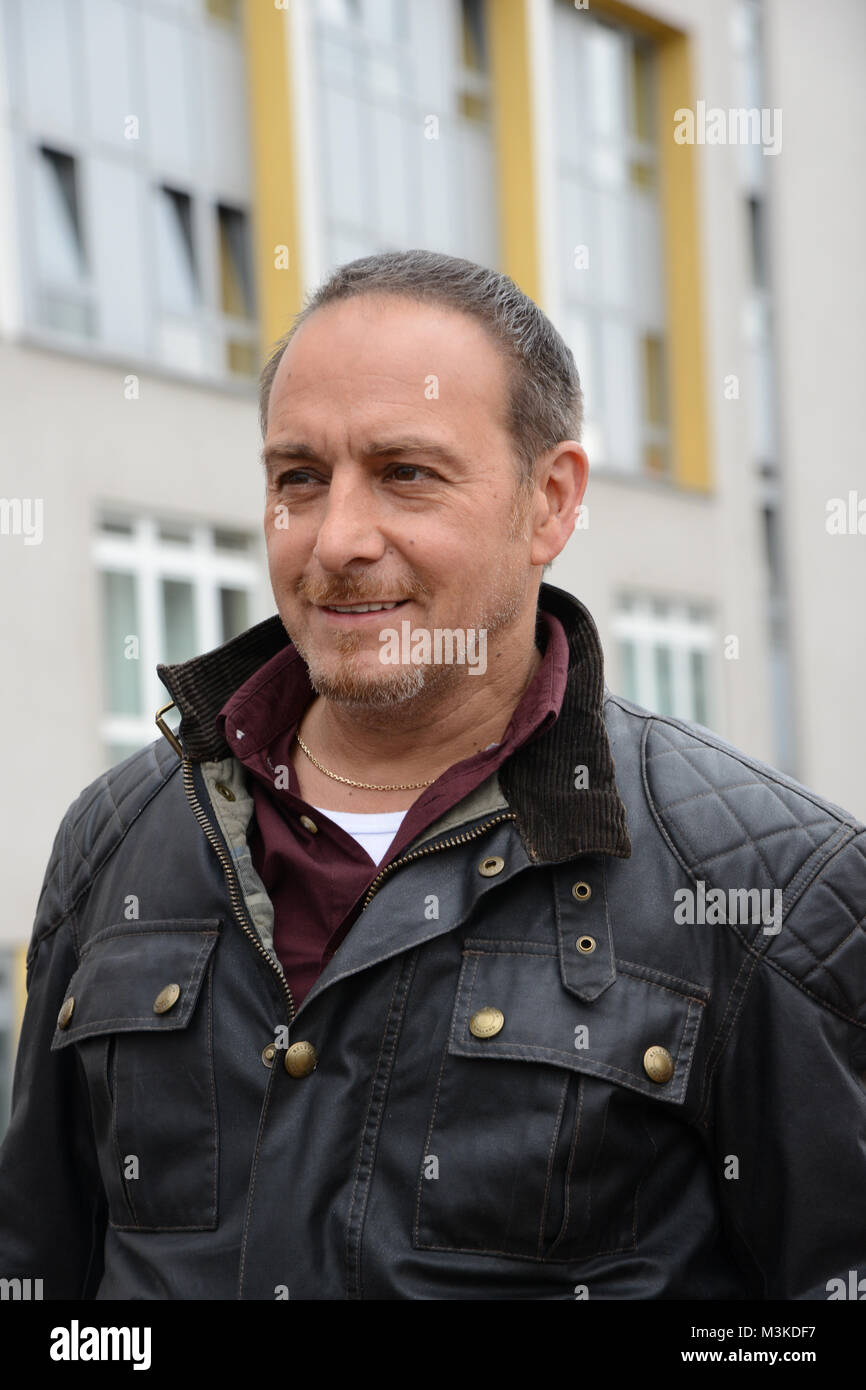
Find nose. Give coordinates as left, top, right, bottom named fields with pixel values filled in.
left=312, top=466, right=388, bottom=572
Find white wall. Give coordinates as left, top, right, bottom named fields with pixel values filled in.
left=0, top=342, right=272, bottom=943
left=764, top=0, right=866, bottom=818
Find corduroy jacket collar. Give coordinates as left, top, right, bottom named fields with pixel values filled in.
left=157, top=581, right=631, bottom=865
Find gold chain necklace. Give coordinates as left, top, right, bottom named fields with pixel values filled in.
left=294, top=731, right=436, bottom=790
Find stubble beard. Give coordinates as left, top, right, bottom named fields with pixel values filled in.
left=285, top=568, right=530, bottom=713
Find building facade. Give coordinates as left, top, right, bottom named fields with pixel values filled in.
left=0, top=0, right=863, bottom=1134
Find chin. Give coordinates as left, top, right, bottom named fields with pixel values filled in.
left=305, top=658, right=429, bottom=708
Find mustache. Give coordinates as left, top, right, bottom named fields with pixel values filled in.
left=297, top=575, right=431, bottom=606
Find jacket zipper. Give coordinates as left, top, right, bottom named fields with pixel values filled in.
left=360, top=811, right=518, bottom=910
left=181, top=755, right=297, bottom=1023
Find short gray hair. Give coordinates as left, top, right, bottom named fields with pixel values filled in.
left=258, top=249, right=583, bottom=493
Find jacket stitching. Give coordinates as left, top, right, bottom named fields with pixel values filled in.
left=673, top=999, right=697, bottom=1080
left=80, top=926, right=219, bottom=958
left=644, top=721, right=859, bottom=888
left=615, top=958, right=708, bottom=1001
left=57, top=753, right=182, bottom=934
left=205, top=961, right=218, bottom=1227
left=106, top=939, right=216, bottom=1231
left=238, top=1056, right=279, bottom=1297
left=552, top=1076, right=583, bottom=1258
left=649, top=731, right=784, bottom=883
left=657, top=780, right=834, bottom=816
left=734, top=927, right=866, bottom=1029
left=634, top=703, right=861, bottom=830
left=413, top=953, right=479, bottom=1247
left=775, top=883, right=856, bottom=980
left=110, top=1039, right=137, bottom=1226
left=782, top=824, right=856, bottom=914
left=640, top=713, right=865, bottom=1021
left=698, top=945, right=765, bottom=1130
left=803, top=879, right=866, bottom=971
left=463, top=940, right=557, bottom=956
left=639, top=720, right=697, bottom=883
left=683, top=821, right=838, bottom=874
left=465, top=944, right=708, bottom=1006
left=345, top=955, right=416, bottom=1299
left=697, top=949, right=758, bottom=1116
left=463, top=946, right=557, bottom=959
left=537, top=1073, right=570, bottom=1258
left=450, top=1037, right=690, bottom=1097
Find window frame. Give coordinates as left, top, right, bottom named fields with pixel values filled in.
left=611, top=593, right=716, bottom=727
left=93, top=513, right=260, bottom=761
left=553, top=3, right=671, bottom=480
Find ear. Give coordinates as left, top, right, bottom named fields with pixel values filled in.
left=529, top=443, right=589, bottom=567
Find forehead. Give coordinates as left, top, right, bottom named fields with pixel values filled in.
left=267, top=294, right=510, bottom=431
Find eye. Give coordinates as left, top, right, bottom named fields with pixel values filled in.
left=386, top=464, right=431, bottom=481
left=274, top=469, right=316, bottom=487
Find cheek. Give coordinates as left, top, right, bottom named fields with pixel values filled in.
left=264, top=500, right=304, bottom=551
left=263, top=523, right=298, bottom=586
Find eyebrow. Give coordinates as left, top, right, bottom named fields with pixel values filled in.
left=261, top=436, right=466, bottom=472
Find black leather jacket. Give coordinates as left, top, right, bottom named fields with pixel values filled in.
left=1, top=583, right=864, bottom=1299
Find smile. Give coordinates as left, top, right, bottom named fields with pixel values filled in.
left=323, top=601, right=405, bottom=613
left=315, top=599, right=412, bottom=623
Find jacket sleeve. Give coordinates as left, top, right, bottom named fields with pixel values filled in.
left=707, top=829, right=866, bottom=1299
left=0, top=809, right=107, bottom=1298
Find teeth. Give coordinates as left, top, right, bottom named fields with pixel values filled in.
left=328, top=602, right=401, bottom=613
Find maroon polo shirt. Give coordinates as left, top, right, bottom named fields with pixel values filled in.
left=216, top=611, right=570, bottom=1009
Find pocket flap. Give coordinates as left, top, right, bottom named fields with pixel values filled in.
left=450, top=941, right=708, bottom=1103
left=50, top=920, right=220, bottom=1050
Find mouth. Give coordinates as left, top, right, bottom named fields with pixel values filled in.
left=314, top=598, right=412, bottom=623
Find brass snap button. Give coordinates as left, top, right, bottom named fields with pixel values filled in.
left=215, top=782, right=235, bottom=801
left=643, top=1045, right=674, bottom=1084
left=469, top=1006, right=504, bottom=1039
left=57, top=996, right=75, bottom=1029
left=284, top=1041, right=318, bottom=1077
left=153, top=983, right=181, bottom=1014
left=571, top=881, right=592, bottom=901
left=478, top=855, right=504, bottom=877
left=299, top=815, right=318, bottom=834
left=261, top=1043, right=277, bottom=1067
left=576, top=935, right=596, bottom=954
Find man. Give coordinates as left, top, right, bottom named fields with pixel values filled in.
left=1, top=250, right=864, bottom=1300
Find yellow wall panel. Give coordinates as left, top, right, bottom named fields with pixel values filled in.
left=241, top=1, right=305, bottom=360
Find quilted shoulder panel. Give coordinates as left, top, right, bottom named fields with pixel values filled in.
left=631, top=705, right=866, bottom=1018
left=44, top=738, right=181, bottom=935
left=777, top=829, right=866, bottom=1025
left=642, top=713, right=860, bottom=908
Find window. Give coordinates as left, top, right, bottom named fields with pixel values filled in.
left=217, top=205, right=254, bottom=317
left=11, top=2, right=256, bottom=380
left=553, top=6, right=669, bottom=476
left=153, top=185, right=204, bottom=372
left=150, top=189, right=257, bottom=377
left=94, top=515, right=260, bottom=766
left=612, top=595, right=715, bottom=726
left=217, top=204, right=257, bottom=377
left=458, top=0, right=489, bottom=122
left=313, top=0, right=497, bottom=268
left=32, top=146, right=94, bottom=336
left=155, top=186, right=200, bottom=314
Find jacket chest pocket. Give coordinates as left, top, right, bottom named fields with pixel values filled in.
left=414, top=940, right=706, bottom=1263
left=50, top=921, right=220, bottom=1232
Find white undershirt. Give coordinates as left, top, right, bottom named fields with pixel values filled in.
left=311, top=805, right=410, bottom=866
